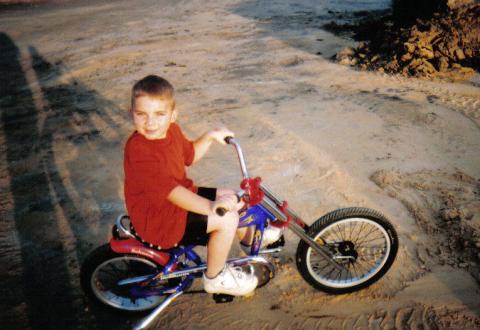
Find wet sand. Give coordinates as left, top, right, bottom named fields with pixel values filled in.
left=1, top=0, right=479, bottom=329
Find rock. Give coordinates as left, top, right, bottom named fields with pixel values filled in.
left=423, top=60, right=437, bottom=72
left=385, top=59, right=400, bottom=71
left=448, top=0, right=476, bottom=9
left=441, top=208, right=463, bottom=221
left=416, top=62, right=436, bottom=75
left=404, top=42, right=416, bottom=53
left=437, top=56, right=449, bottom=71
left=408, top=58, right=423, bottom=69
left=455, top=48, right=466, bottom=60
left=459, top=66, right=475, bottom=74
left=339, top=57, right=354, bottom=66
left=419, top=48, right=435, bottom=59
left=279, top=56, right=304, bottom=67
left=337, top=47, right=355, bottom=60
left=333, top=2, right=480, bottom=81
left=401, top=53, right=413, bottom=62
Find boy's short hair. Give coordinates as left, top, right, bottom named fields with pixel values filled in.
left=131, top=75, right=175, bottom=110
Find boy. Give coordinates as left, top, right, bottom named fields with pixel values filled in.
left=124, top=75, right=257, bottom=296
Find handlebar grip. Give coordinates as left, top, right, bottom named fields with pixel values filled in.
left=216, top=207, right=227, bottom=216
left=215, top=193, right=242, bottom=216
left=224, top=136, right=234, bottom=144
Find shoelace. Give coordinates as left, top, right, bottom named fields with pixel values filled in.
left=223, top=265, right=252, bottom=288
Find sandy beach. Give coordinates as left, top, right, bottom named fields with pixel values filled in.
left=1, top=0, right=479, bottom=329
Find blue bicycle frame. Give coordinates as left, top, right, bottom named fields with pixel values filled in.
left=238, top=204, right=277, bottom=255
left=128, top=203, right=276, bottom=299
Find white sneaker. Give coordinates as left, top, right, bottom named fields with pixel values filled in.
left=240, top=226, right=284, bottom=254
left=261, top=225, right=283, bottom=247
left=203, top=264, right=258, bottom=296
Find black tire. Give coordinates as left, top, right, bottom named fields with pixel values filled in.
left=296, top=207, right=398, bottom=294
left=80, top=244, right=176, bottom=312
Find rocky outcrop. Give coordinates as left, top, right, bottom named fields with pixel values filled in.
left=336, top=3, right=479, bottom=81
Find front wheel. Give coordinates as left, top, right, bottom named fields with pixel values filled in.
left=80, top=244, right=176, bottom=312
left=296, top=207, right=398, bottom=294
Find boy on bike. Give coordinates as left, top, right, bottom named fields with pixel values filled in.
left=124, top=75, right=257, bottom=296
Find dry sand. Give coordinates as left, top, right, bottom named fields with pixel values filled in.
left=0, top=0, right=479, bottom=329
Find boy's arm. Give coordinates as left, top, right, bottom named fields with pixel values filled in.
left=167, top=185, right=239, bottom=216
left=192, top=127, right=233, bottom=164
left=167, top=186, right=212, bottom=215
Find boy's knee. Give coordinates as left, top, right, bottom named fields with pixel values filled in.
left=208, top=210, right=239, bottom=233
left=226, top=211, right=239, bottom=225
left=220, top=211, right=239, bottom=230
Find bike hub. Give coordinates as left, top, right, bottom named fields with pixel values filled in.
left=334, top=241, right=358, bottom=261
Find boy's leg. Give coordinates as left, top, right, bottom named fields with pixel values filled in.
left=203, top=188, right=258, bottom=296
left=216, top=188, right=254, bottom=245
left=205, top=210, right=238, bottom=278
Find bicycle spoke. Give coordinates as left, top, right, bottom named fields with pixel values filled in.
left=355, top=227, right=382, bottom=246
left=107, top=262, right=124, bottom=276
left=98, top=268, right=119, bottom=279
left=91, top=256, right=165, bottom=311
left=306, top=216, right=393, bottom=289
left=355, top=226, right=378, bottom=245
left=355, top=257, right=379, bottom=275
left=327, top=226, right=343, bottom=242
left=356, top=234, right=385, bottom=247
left=350, top=260, right=360, bottom=280
left=336, top=223, right=346, bottom=241
left=348, top=221, right=353, bottom=242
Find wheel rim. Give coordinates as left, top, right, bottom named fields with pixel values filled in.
left=91, top=256, right=164, bottom=311
left=306, top=218, right=391, bottom=288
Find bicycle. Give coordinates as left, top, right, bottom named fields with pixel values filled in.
left=80, top=137, right=398, bottom=329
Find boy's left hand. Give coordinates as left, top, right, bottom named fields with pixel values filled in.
left=208, top=127, right=234, bottom=144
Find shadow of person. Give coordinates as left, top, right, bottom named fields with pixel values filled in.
left=0, top=32, right=133, bottom=329
left=0, top=32, right=78, bottom=329
left=27, top=46, right=138, bottom=329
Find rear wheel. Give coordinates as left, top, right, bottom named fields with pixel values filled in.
left=80, top=244, right=176, bottom=312
left=296, top=207, right=398, bottom=294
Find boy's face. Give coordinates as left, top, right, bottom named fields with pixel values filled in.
left=131, top=96, right=177, bottom=140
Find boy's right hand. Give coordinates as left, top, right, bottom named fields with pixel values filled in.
left=207, top=127, right=234, bottom=145
left=211, top=194, right=239, bottom=215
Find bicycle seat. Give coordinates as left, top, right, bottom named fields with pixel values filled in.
left=113, top=214, right=184, bottom=252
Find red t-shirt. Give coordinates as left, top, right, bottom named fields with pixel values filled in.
left=124, top=123, right=196, bottom=248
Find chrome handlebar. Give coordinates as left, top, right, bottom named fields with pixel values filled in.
left=225, top=137, right=340, bottom=266
left=225, top=137, right=249, bottom=179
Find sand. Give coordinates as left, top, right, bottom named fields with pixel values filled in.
left=0, top=0, right=479, bottom=329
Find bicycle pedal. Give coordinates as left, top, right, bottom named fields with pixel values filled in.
left=212, top=294, right=235, bottom=303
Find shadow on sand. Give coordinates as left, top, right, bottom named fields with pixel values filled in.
left=0, top=32, right=132, bottom=329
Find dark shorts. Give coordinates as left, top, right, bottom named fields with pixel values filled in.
left=130, top=187, right=216, bottom=249
left=178, top=187, right=216, bottom=247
